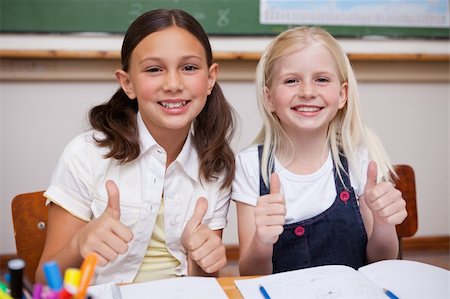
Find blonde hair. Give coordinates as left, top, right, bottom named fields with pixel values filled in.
left=255, top=26, right=395, bottom=188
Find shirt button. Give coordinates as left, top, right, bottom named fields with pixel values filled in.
left=340, top=190, right=350, bottom=202
left=294, top=226, right=305, bottom=236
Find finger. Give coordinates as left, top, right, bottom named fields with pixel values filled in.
left=186, top=197, right=208, bottom=232
left=364, top=161, right=378, bottom=192
left=111, top=224, right=134, bottom=243
left=188, top=232, right=221, bottom=262
left=105, top=180, right=121, bottom=219
left=270, top=173, right=281, bottom=194
left=194, top=244, right=226, bottom=273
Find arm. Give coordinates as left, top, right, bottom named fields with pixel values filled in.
left=35, top=181, right=133, bottom=283
left=360, top=161, right=408, bottom=263
left=182, top=198, right=227, bottom=277
left=35, top=203, right=86, bottom=283
left=236, top=173, right=286, bottom=276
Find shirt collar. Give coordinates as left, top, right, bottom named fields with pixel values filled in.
left=137, top=112, right=200, bottom=182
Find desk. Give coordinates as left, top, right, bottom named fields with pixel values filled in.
left=217, top=276, right=258, bottom=299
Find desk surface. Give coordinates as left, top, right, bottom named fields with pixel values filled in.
left=217, top=276, right=258, bottom=299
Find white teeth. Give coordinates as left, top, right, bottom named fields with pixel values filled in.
left=161, top=101, right=186, bottom=108
left=296, top=106, right=320, bottom=112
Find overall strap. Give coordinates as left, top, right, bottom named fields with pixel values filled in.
left=333, top=152, right=352, bottom=191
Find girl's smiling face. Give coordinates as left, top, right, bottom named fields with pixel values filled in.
left=116, top=25, right=217, bottom=137
left=265, top=43, right=348, bottom=138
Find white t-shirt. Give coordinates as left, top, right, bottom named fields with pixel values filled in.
left=44, top=112, right=231, bottom=284
left=232, top=145, right=369, bottom=224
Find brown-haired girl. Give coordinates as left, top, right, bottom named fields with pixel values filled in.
left=36, top=9, right=235, bottom=284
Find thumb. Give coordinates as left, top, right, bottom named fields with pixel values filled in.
left=270, top=172, right=281, bottom=194
left=186, top=197, right=208, bottom=231
left=364, top=161, right=378, bottom=192
left=105, top=180, right=121, bottom=220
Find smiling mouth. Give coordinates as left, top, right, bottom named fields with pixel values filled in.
left=293, top=106, right=322, bottom=112
left=159, top=101, right=188, bottom=109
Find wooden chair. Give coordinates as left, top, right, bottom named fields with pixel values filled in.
left=393, top=164, right=418, bottom=259
left=11, top=191, right=48, bottom=283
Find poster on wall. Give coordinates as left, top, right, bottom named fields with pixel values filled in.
left=260, top=0, right=450, bottom=28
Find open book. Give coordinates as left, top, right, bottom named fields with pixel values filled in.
left=235, top=259, right=449, bottom=299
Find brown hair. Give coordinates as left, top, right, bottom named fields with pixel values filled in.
left=89, top=9, right=235, bottom=188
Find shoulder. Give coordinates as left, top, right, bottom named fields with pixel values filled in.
left=235, top=145, right=260, bottom=172
left=59, top=130, right=110, bottom=164
left=236, top=144, right=259, bottom=161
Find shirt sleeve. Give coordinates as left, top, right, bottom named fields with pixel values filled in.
left=231, top=147, right=260, bottom=206
left=206, top=183, right=231, bottom=230
left=44, top=133, right=96, bottom=221
left=350, top=147, right=370, bottom=197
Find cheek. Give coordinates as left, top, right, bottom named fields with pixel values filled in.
left=134, top=80, right=159, bottom=99
left=189, top=75, right=210, bottom=97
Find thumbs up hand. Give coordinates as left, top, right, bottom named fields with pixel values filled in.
left=76, top=180, right=133, bottom=266
left=255, top=173, right=286, bottom=244
left=363, top=161, right=407, bottom=226
left=181, top=197, right=226, bottom=274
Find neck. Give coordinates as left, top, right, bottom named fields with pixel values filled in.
left=280, top=128, right=329, bottom=175
left=149, top=126, right=190, bottom=167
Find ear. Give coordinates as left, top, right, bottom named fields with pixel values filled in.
left=264, top=86, right=275, bottom=113
left=338, top=81, right=348, bottom=109
left=115, top=69, right=136, bottom=100
left=206, top=63, right=218, bottom=95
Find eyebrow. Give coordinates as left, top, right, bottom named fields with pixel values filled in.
left=138, top=55, right=203, bottom=65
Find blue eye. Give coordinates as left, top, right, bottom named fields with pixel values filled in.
left=284, top=78, right=298, bottom=84
left=316, top=77, right=330, bottom=83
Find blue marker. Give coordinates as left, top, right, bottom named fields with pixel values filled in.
left=259, top=284, right=271, bottom=299
left=384, top=288, right=400, bottom=299
left=43, top=261, right=63, bottom=291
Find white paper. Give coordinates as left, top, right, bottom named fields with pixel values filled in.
left=118, top=277, right=228, bottom=299
left=358, top=259, right=450, bottom=299
left=235, top=265, right=386, bottom=299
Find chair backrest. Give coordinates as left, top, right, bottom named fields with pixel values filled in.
left=11, top=191, right=47, bottom=283
left=392, top=164, right=418, bottom=258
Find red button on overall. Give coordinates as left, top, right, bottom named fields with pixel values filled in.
left=340, top=190, right=350, bottom=202
left=294, top=226, right=305, bottom=236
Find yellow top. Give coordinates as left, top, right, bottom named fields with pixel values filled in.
left=133, top=197, right=180, bottom=282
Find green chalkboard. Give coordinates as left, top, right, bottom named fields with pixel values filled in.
left=0, top=0, right=448, bottom=38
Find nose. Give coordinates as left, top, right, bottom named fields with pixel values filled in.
left=163, top=71, right=183, bottom=92
left=298, top=81, right=316, bottom=99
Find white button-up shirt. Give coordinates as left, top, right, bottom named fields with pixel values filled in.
left=45, top=113, right=231, bottom=284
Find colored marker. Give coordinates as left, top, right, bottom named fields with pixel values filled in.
left=43, top=261, right=63, bottom=291
left=32, top=283, right=43, bottom=299
left=7, top=259, right=24, bottom=299
left=259, top=284, right=271, bottom=299
left=76, top=253, right=97, bottom=299
left=384, top=288, right=400, bottom=299
left=0, top=288, right=13, bottom=299
left=60, top=268, right=81, bottom=299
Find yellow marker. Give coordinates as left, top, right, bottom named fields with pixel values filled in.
left=76, top=253, right=97, bottom=299
left=63, top=268, right=81, bottom=296
left=0, top=288, right=13, bottom=299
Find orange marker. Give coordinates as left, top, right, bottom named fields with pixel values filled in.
left=76, top=253, right=97, bottom=299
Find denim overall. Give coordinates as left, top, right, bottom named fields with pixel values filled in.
left=258, top=146, right=368, bottom=273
